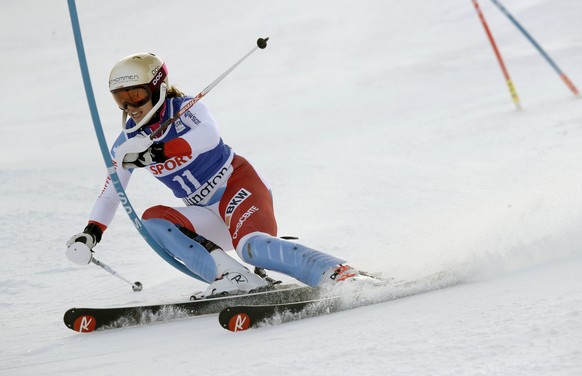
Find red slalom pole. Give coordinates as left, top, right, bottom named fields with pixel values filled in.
left=472, top=0, right=521, bottom=110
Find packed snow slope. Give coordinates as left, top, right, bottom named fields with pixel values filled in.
left=1, top=0, right=582, bottom=375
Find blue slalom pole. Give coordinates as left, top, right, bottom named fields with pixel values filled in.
left=489, top=0, right=579, bottom=96
left=66, top=0, right=204, bottom=281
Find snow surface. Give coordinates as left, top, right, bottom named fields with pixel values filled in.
left=2, top=0, right=582, bottom=374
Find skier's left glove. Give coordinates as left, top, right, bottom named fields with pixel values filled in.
left=122, top=143, right=168, bottom=169
left=66, top=223, right=103, bottom=265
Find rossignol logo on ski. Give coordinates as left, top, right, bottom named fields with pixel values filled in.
left=228, top=313, right=250, bottom=332
left=73, top=315, right=97, bottom=332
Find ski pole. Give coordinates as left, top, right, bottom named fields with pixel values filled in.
left=488, top=0, right=579, bottom=97
left=472, top=0, right=521, bottom=110
left=91, top=257, right=143, bottom=292
left=150, top=37, right=270, bottom=140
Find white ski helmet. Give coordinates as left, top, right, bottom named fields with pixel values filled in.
left=109, top=52, right=169, bottom=133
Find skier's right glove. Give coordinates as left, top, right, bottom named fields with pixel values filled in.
left=122, top=143, right=168, bottom=169
left=66, top=223, right=103, bottom=265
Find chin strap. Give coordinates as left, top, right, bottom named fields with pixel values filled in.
left=120, top=111, right=127, bottom=132
left=122, top=82, right=168, bottom=134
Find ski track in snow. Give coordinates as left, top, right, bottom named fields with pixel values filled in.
left=1, top=0, right=582, bottom=375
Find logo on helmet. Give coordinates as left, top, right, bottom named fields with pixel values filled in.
left=109, top=75, right=139, bottom=86
left=152, top=70, right=164, bottom=86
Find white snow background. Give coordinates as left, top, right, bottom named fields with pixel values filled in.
left=2, top=0, right=582, bottom=374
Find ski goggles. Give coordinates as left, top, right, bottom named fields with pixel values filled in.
left=111, top=85, right=152, bottom=110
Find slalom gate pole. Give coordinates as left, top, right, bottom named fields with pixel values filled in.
left=472, top=0, right=521, bottom=110
left=489, top=0, right=579, bottom=97
left=67, top=0, right=202, bottom=282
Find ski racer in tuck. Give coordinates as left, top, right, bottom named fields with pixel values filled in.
left=66, top=53, right=376, bottom=297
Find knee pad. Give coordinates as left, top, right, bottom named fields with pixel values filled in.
left=239, top=234, right=345, bottom=286
left=143, top=218, right=216, bottom=283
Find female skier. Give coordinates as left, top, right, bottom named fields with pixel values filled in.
left=66, top=52, right=372, bottom=297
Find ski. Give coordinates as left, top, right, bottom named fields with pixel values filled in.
left=64, top=284, right=321, bottom=333
left=219, top=297, right=341, bottom=332
left=219, top=271, right=462, bottom=332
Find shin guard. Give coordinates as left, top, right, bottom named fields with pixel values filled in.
left=240, top=234, right=345, bottom=286
left=143, top=218, right=216, bottom=283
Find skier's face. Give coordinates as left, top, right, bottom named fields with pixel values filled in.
left=125, top=100, right=154, bottom=123
left=111, top=85, right=154, bottom=123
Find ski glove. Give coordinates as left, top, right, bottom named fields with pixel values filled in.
left=66, top=223, right=103, bottom=250
left=66, top=223, right=103, bottom=265
left=122, top=143, right=168, bottom=169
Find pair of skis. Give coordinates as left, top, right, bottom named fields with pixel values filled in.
left=64, top=284, right=317, bottom=333
left=64, top=271, right=461, bottom=333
